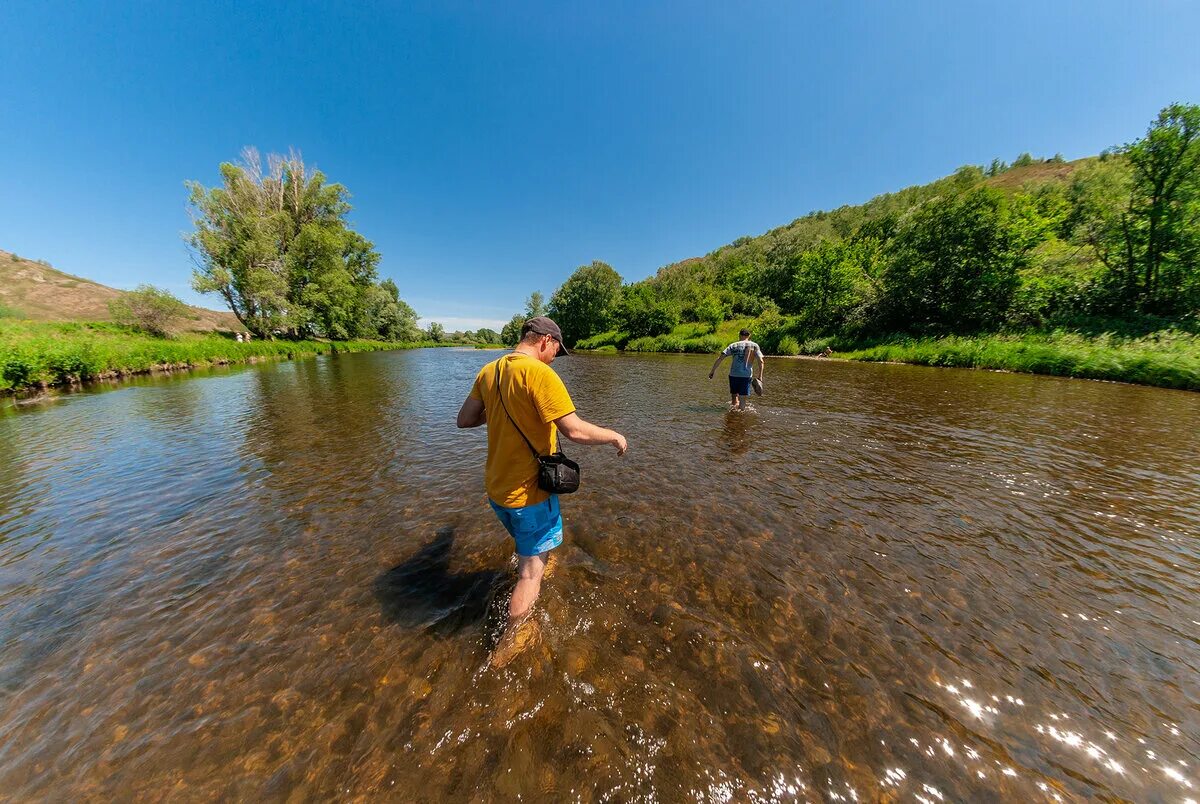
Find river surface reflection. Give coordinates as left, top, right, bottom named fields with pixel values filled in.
left=0, top=349, right=1198, bottom=801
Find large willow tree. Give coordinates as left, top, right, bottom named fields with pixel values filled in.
left=187, top=149, right=411, bottom=340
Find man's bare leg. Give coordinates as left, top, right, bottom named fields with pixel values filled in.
left=508, top=552, right=547, bottom=625
left=491, top=553, right=548, bottom=668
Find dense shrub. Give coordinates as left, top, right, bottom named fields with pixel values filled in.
left=801, top=336, right=835, bottom=354
left=575, top=329, right=629, bottom=350
left=656, top=335, right=685, bottom=352
left=624, top=336, right=660, bottom=352
left=683, top=335, right=723, bottom=353
left=776, top=336, right=800, bottom=356
left=107, top=285, right=189, bottom=337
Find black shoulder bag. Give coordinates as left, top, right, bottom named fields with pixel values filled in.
left=494, top=360, right=580, bottom=495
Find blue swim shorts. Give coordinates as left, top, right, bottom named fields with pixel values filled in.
left=489, top=495, right=564, bottom=557
left=728, top=375, right=752, bottom=396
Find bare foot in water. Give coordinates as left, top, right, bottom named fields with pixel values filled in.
left=490, top=616, right=542, bottom=669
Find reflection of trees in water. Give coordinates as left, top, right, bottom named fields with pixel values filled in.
left=234, top=353, right=425, bottom=568
left=241, top=353, right=408, bottom=481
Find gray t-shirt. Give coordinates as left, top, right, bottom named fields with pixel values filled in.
left=722, top=340, right=761, bottom=378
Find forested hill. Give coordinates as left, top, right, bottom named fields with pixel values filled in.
left=520, top=103, right=1198, bottom=364
left=655, top=154, right=1088, bottom=305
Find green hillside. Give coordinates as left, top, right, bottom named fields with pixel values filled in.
left=527, top=104, right=1199, bottom=390
left=0, top=249, right=241, bottom=331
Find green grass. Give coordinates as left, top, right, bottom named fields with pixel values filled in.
left=0, top=320, right=436, bottom=393
left=840, top=329, right=1200, bottom=391
left=575, top=318, right=754, bottom=353
left=578, top=313, right=1200, bottom=391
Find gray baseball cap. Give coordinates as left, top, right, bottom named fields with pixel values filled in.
left=521, top=316, right=569, bottom=356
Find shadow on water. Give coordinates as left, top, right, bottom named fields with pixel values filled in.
left=374, top=527, right=509, bottom=638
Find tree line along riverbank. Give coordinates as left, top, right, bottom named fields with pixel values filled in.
left=500, top=103, right=1200, bottom=393
left=0, top=320, right=438, bottom=395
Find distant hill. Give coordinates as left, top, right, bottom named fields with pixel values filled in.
left=680, top=157, right=1091, bottom=270
left=0, top=249, right=241, bottom=331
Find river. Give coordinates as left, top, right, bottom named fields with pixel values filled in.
left=0, top=348, right=1197, bottom=801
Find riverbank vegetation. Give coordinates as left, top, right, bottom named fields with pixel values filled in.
left=0, top=321, right=433, bottom=394
left=505, top=104, right=1200, bottom=390
left=187, top=149, right=425, bottom=343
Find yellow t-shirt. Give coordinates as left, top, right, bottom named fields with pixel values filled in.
left=470, top=353, right=576, bottom=507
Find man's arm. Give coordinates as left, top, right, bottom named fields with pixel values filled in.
left=708, top=353, right=727, bottom=379
left=756, top=348, right=765, bottom=378
left=456, top=397, right=486, bottom=428
left=553, top=412, right=627, bottom=455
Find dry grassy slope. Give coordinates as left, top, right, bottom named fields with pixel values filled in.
left=0, top=249, right=241, bottom=331
left=983, top=157, right=1089, bottom=191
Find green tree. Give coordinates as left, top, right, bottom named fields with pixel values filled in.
left=548, top=261, right=623, bottom=345
left=187, top=148, right=382, bottom=339
left=363, top=278, right=421, bottom=341
left=1119, top=103, right=1200, bottom=311
left=693, top=294, right=728, bottom=333
left=1068, top=156, right=1134, bottom=292
left=500, top=314, right=525, bottom=346
left=619, top=283, right=679, bottom=338
left=475, top=327, right=501, bottom=344
left=427, top=322, right=445, bottom=342
left=108, top=285, right=189, bottom=337
left=759, top=239, right=863, bottom=328
left=524, top=291, right=546, bottom=318
left=877, top=186, right=1026, bottom=332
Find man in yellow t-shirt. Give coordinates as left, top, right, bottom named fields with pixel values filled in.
left=456, top=316, right=627, bottom=634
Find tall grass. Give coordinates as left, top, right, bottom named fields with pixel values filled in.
left=841, top=330, right=1200, bottom=390
left=0, top=320, right=434, bottom=393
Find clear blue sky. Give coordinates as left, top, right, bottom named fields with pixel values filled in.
left=2, top=1, right=1198, bottom=331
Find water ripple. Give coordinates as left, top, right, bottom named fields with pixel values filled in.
left=0, top=350, right=1197, bottom=799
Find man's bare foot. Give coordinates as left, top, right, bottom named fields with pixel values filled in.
left=490, top=616, right=542, bottom=669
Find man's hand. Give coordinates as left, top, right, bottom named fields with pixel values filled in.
left=613, top=433, right=628, bottom=456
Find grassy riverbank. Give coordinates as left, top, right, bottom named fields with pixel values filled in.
left=838, top=329, right=1200, bottom=390
left=574, top=317, right=1200, bottom=391
left=0, top=320, right=434, bottom=394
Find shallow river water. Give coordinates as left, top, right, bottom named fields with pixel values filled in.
left=0, top=349, right=1198, bottom=802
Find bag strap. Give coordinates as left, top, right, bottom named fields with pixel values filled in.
left=494, top=358, right=543, bottom=459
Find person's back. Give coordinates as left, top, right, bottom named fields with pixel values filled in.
left=708, top=328, right=764, bottom=409
left=473, top=351, right=573, bottom=508
left=456, top=316, right=627, bottom=665
left=722, top=339, right=761, bottom=377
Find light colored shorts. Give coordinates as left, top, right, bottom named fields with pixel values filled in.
left=488, top=495, right=563, bottom=557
